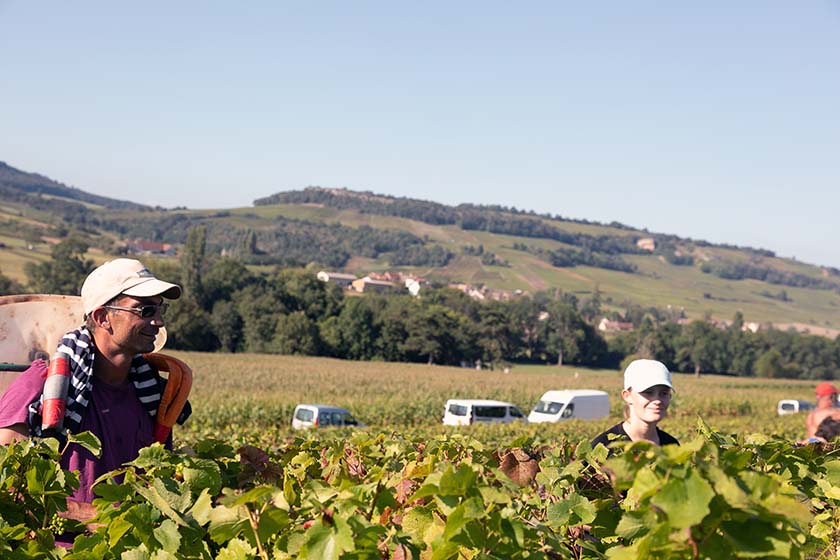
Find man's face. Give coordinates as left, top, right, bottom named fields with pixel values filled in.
left=102, top=295, right=166, bottom=355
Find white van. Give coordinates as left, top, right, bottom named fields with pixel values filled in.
left=442, top=399, right=526, bottom=426
left=528, top=390, right=610, bottom=423
left=776, top=399, right=814, bottom=416
left=291, top=404, right=363, bottom=429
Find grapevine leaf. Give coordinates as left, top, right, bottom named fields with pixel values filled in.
left=227, top=486, right=276, bottom=507
left=615, top=509, right=652, bottom=540
left=428, top=539, right=459, bottom=560
left=721, top=518, right=792, bottom=557
left=706, top=465, right=752, bottom=510
left=605, top=541, right=640, bottom=560
left=401, top=506, right=438, bottom=545
left=216, top=538, right=257, bottom=560
left=108, top=517, right=134, bottom=546
left=650, top=469, right=714, bottom=529
left=438, top=465, right=476, bottom=497
left=811, top=519, right=834, bottom=539
left=823, top=459, right=840, bottom=484
left=816, top=478, right=840, bottom=500
left=121, top=546, right=151, bottom=560
left=183, top=458, right=223, bottom=495
left=502, top=518, right=525, bottom=548
left=132, top=483, right=189, bottom=527
left=208, top=505, right=249, bottom=544
left=93, top=481, right=134, bottom=502
left=153, top=519, right=181, bottom=553
left=25, top=464, right=44, bottom=494
left=628, top=467, right=660, bottom=501
left=257, top=507, right=290, bottom=542
left=662, top=436, right=705, bottom=463
left=67, top=432, right=102, bottom=457
left=547, top=494, right=596, bottom=527
left=478, top=485, right=509, bottom=505
left=442, top=497, right=483, bottom=539
left=410, top=483, right=440, bottom=502
left=186, top=489, right=213, bottom=526
left=498, top=448, right=540, bottom=487
left=300, top=516, right=354, bottom=560
left=128, top=444, right=170, bottom=469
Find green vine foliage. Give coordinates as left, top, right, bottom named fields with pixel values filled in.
left=1, top=422, right=839, bottom=559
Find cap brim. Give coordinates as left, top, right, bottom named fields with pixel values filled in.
left=122, top=279, right=182, bottom=300
left=633, top=380, right=674, bottom=393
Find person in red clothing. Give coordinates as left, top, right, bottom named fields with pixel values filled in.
left=805, top=382, right=840, bottom=442
left=592, top=359, right=678, bottom=450
left=0, top=258, right=187, bottom=526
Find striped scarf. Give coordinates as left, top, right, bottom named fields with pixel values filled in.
left=27, top=326, right=190, bottom=437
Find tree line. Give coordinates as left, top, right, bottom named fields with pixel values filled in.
left=701, top=259, right=840, bottom=294
left=5, top=233, right=839, bottom=381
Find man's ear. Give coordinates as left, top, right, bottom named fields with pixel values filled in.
left=90, top=307, right=111, bottom=329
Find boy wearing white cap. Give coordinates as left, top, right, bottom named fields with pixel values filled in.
left=592, top=359, right=679, bottom=449
left=0, top=259, right=188, bottom=525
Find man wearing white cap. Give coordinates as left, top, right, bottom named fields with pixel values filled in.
left=592, top=359, right=679, bottom=450
left=0, top=259, right=189, bottom=518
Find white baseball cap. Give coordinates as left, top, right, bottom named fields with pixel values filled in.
left=81, top=258, right=181, bottom=315
left=623, top=359, right=673, bottom=392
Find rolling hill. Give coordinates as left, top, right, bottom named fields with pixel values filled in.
left=2, top=161, right=839, bottom=334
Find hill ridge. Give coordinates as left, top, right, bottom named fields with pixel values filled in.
left=2, top=160, right=839, bottom=331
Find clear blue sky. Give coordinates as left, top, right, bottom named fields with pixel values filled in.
left=2, top=2, right=838, bottom=268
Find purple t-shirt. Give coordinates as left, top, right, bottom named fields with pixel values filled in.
left=0, top=360, right=157, bottom=503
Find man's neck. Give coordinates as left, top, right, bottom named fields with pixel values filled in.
left=91, top=335, right=133, bottom=385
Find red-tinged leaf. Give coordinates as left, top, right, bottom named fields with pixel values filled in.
left=395, top=479, right=416, bottom=505
left=392, top=543, right=411, bottom=560
left=379, top=506, right=392, bottom=525
left=498, top=448, right=541, bottom=487
left=237, top=445, right=269, bottom=470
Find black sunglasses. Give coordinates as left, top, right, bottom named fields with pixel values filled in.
left=103, top=301, right=170, bottom=318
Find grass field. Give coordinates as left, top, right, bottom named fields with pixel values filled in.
left=170, top=351, right=813, bottom=450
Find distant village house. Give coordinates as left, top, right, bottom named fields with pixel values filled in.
left=636, top=237, right=656, bottom=252
left=126, top=239, right=175, bottom=256
left=316, top=271, right=357, bottom=287
left=351, top=276, right=395, bottom=293
left=598, top=318, right=635, bottom=332
left=448, top=283, right=520, bottom=302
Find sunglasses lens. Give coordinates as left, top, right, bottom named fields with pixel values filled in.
left=140, top=303, right=168, bottom=318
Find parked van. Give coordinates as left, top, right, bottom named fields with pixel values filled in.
left=527, top=390, right=610, bottom=423
left=776, top=399, right=814, bottom=416
left=291, top=404, right=363, bottom=429
left=442, top=399, right=526, bottom=426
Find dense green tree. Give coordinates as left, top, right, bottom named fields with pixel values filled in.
left=272, top=311, right=320, bottom=355
left=203, top=258, right=254, bottom=305
left=321, top=297, right=379, bottom=360
left=211, top=300, right=243, bottom=353
left=754, top=348, right=785, bottom=378
left=476, top=301, right=518, bottom=368
left=402, top=303, right=475, bottom=365
left=181, top=225, right=207, bottom=308
left=423, top=288, right=483, bottom=322
left=0, top=269, right=23, bottom=296
left=676, top=321, right=724, bottom=377
left=269, top=269, right=343, bottom=320
left=24, top=237, right=94, bottom=295
left=165, top=297, right=217, bottom=351
left=540, top=302, right=583, bottom=366
left=376, top=297, right=415, bottom=362
left=236, top=284, right=287, bottom=353
left=507, top=297, right=545, bottom=361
